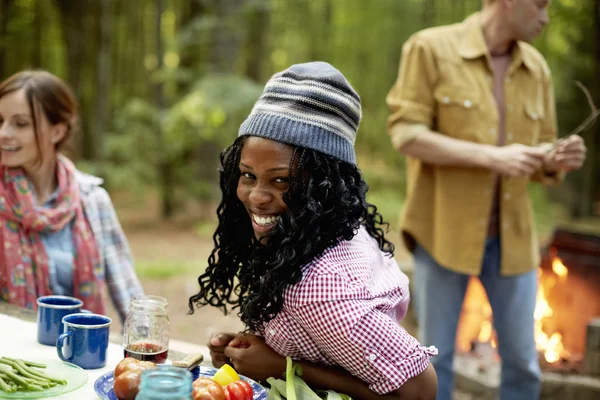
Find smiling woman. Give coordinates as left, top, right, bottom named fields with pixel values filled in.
left=188, top=62, right=438, bottom=400
left=0, top=70, right=143, bottom=322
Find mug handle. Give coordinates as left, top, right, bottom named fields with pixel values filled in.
left=56, top=332, right=74, bottom=362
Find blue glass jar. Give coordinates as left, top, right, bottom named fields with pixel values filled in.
left=135, top=367, right=193, bottom=400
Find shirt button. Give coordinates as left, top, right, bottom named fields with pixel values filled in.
left=489, top=128, right=496, bottom=135
left=507, top=132, right=513, bottom=141
left=505, top=77, right=511, bottom=83
left=507, top=104, right=514, bottom=112
left=269, top=329, right=275, bottom=336
left=479, top=219, right=487, bottom=227
left=503, top=222, right=509, bottom=230
left=464, top=100, right=472, bottom=108
left=504, top=192, right=511, bottom=200
left=531, top=112, right=538, bottom=120
left=369, top=353, right=377, bottom=361
left=442, top=96, right=450, bottom=104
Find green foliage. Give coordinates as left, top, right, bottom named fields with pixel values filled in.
left=104, top=74, right=263, bottom=205
left=2, top=0, right=596, bottom=221
left=134, top=260, right=200, bottom=280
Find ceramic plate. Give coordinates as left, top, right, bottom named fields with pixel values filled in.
left=95, top=365, right=267, bottom=400
left=0, top=359, right=88, bottom=398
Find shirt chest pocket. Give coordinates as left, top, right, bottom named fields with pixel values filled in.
left=434, top=85, right=482, bottom=140
left=517, top=103, right=545, bottom=145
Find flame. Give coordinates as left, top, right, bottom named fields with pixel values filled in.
left=552, top=256, right=568, bottom=281
left=478, top=320, right=493, bottom=342
left=469, top=255, right=569, bottom=363
left=534, top=265, right=568, bottom=363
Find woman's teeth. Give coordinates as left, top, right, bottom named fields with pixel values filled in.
left=1, top=146, right=20, bottom=152
left=253, top=214, right=280, bottom=226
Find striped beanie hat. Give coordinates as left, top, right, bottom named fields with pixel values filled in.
left=238, top=62, right=361, bottom=164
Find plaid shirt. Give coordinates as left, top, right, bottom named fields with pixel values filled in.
left=263, top=226, right=437, bottom=394
left=77, top=171, right=144, bottom=321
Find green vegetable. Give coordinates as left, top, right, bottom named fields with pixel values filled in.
left=267, top=357, right=352, bottom=400
left=0, top=357, right=67, bottom=393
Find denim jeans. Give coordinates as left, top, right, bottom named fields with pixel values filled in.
left=413, top=237, right=541, bottom=400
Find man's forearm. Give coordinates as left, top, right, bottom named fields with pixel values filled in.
left=391, top=124, right=495, bottom=169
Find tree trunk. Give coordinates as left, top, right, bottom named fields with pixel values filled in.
left=591, top=0, right=600, bottom=216
left=243, top=0, right=270, bottom=82
left=0, top=0, right=14, bottom=78
left=93, top=0, right=113, bottom=163
left=54, top=0, right=87, bottom=158
left=177, top=0, right=205, bottom=93
left=576, top=0, right=600, bottom=218
left=154, top=0, right=173, bottom=219
left=209, top=0, right=245, bottom=73
left=32, top=0, right=42, bottom=67
left=422, top=0, right=436, bottom=27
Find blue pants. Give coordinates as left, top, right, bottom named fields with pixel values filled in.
left=413, top=237, right=541, bottom=400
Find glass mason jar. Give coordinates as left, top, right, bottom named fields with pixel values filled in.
left=123, top=295, right=170, bottom=364
left=135, top=367, right=193, bottom=400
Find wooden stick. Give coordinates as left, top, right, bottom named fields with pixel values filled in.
left=566, top=81, right=599, bottom=137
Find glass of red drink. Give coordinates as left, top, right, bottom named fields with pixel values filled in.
left=123, top=295, right=170, bottom=364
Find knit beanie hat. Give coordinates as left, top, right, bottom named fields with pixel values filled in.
left=238, top=62, right=361, bottom=165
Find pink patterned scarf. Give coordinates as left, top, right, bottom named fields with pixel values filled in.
left=0, top=155, right=105, bottom=314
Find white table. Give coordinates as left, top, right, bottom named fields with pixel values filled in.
left=0, top=313, right=126, bottom=399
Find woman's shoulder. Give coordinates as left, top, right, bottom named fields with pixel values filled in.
left=74, top=170, right=111, bottom=204
left=290, top=227, right=384, bottom=299
left=311, top=226, right=380, bottom=270
left=75, top=170, right=104, bottom=191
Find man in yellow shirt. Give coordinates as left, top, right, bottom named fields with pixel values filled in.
left=386, top=0, right=587, bottom=399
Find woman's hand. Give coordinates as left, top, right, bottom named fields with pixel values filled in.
left=223, top=333, right=286, bottom=382
left=207, top=332, right=237, bottom=368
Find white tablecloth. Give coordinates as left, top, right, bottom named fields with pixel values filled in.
left=0, top=313, right=126, bottom=399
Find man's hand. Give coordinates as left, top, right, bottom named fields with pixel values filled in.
left=487, top=144, right=547, bottom=177
left=207, top=332, right=238, bottom=368
left=223, top=333, right=286, bottom=382
left=543, top=135, right=587, bottom=173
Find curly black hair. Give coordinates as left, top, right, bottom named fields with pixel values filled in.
left=188, top=135, right=395, bottom=334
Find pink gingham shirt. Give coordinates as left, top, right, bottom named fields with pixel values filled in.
left=263, top=226, right=437, bottom=394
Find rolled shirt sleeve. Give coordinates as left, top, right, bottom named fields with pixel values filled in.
left=386, top=36, right=439, bottom=150
left=291, top=273, right=437, bottom=395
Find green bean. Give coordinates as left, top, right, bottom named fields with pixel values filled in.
left=0, top=376, right=14, bottom=393
left=7, top=360, right=49, bottom=383
left=1, top=357, right=47, bottom=369
left=0, top=357, right=67, bottom=392
left=22, top=360, right=46, bottom=369
left=4, top=359, right=65, bottom=385
left=26, top=383, right=44, bottom=391
left=0, top=370, right=29, bottom=387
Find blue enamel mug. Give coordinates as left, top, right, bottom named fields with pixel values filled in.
left=56, top=313, right=112, bottom=369
left=36, top=295, right=88, bottom=346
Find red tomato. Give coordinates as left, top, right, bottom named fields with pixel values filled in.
left=192, top=378, right=226, bottom=400
left=224, top=380, right=253, bottom=400
left=113, top=370, right=142, bottom=400
left=113, top=358, right=157, bottom=400
left=114, top=358, right=139, bottom=378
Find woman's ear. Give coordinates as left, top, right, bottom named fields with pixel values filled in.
left=50, top=122, right=68, bottom=145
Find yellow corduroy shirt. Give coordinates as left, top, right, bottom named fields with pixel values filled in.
left=386, top=13, right=563, bottom=276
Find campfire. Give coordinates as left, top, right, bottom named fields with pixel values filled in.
left=535, top=250, right=569, bottom=364
left=456, top=229, right=600, bottom=375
